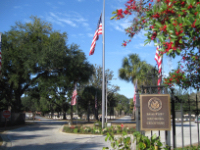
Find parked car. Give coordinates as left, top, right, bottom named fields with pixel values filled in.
left=195, top=117, right=200, bottom=123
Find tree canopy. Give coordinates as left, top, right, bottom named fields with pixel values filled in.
left=0, top=16, right=93, bottom=112
left=111, top=0, right=200, bottom=90
left=119, top=53, right=156, bottom=87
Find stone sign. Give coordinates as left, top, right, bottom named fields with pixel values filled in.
left=140, top=94, right=171, bottom=131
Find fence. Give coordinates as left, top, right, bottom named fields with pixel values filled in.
left=136, top=85, right=200, bottom=149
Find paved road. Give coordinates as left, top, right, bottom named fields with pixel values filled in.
left=1, top=115, right=200, bottom=149
left=0, top=116, right=111, bottom=150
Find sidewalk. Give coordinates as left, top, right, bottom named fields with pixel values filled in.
left=145, top=122, right=200, bottom=148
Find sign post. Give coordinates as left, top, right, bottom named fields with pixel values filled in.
left=3, top=110, right=11, bottom=130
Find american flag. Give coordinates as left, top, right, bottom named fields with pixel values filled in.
left=71, top=85, right=77, bottom=105
left=95, top=92, right=97, bottom=109
left=133, top=80, right=137, bottom=110
left=89, top=14, right=102, bottom=56
left=155, top=42, right=162, bottom=86
left=0, top=33, right=2, bottom=74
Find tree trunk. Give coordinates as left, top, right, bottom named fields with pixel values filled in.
left=110, top=108, right=112, bottom=120
left=87, top=106, right=90, bottom=122
left=14, top=90, right=22, bottom=112
left=51, top=110, right=54, bottom=119
left=63, top=111, right=66, bottom=120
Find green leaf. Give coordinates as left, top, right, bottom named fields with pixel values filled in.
left=170, top=34, right=177, bottom=39
left=186, top=0, right=191, bottom=4
left=110, top=16, right=116, bottom=20
left=112, top=11, right=116, bottom=14
left=179, top=33, right=185, bottom=36
left=168, top=30, right=174, bottom=34
left=155, top=22, right=162, bottom=28
left=144, top=39, right=151, bottom=46
left=152, top=133, right=157, bottom=140
left=169, top=49, right=173, bottom=53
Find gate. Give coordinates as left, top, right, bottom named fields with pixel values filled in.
left=135, top=68, right=200, bottom=149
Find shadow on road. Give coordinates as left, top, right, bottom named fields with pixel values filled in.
left=5, top=141, right=108, bottom=150
left=7, top=134, right=45, bottom=141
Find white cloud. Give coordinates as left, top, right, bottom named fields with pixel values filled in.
left=133, top=30, right=147, bottom=40
left=167, top=56, right=173, bottom=71
left=47, top=11, right=91, bottom=30
left=115, top=26, right=124, bottom=32
left=49, top=12, right=77, bottom=27
left=87, top=33, right=93, bottom=37
left=58, top=2, right=65, bottom=5
left=58, top=18, right=77, bottom=27
left=109, top=19, right=132, bottom=33
left=46, top=16, right=64, bottom=27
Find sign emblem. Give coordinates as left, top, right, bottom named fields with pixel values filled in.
left=148, top=97, right=162, bottom=112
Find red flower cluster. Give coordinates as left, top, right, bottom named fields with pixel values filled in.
left=117, top=9, right=124, bottom=19
left=160, top=25, right=167, bottom=32
left=151, top=32, right=157, bottom=40
left=124, top=9, right=131, bottom=15
left=163, top=42, right=177, bottom=52
left=152, top=13, right=160, bottom=18
left=191, top=19, right=197, bottom=28
left=164, top=69, right=185, bottom=87
left=181, top=1, right=185, bottom=6
left=188, top=4, right=193, bottom=9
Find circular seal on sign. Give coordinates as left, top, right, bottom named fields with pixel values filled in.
left=148, top=97, right=162, bottom=112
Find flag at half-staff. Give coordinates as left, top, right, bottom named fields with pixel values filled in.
left=89, top=14, right=102, bottom=56
left=155, top=42, right=162, bottom=86
left=71, top=84, right=77, bottom=105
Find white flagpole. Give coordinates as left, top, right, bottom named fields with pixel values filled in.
left=102, top=0, right=105, bottom=128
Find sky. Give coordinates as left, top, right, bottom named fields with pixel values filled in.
left=0, top=0, right=180, bottom=98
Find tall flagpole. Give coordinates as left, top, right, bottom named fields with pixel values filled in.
left=102, top=0, right=105, bottom=128
left=0, top=32, right=2, bottom=76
